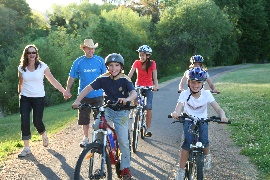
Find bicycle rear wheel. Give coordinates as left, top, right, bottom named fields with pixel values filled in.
left=132, top=111, right=140, bottom=153
left=74, top=143, right=112, bottom=180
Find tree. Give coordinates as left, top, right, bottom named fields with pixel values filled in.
left=0, top=0, right=33, bottom=70
left=96, top=6, right=151, bottom=70
left=155, top=0, right=233, bottom=72
left=237, top=0, right=268, bottom=63
left=213, top=0, right=241, bottom=65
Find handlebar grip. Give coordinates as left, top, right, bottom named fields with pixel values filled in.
left=215, top=120, right=231, bottom=124
left=178, top=90, right=182, bottom=93
left=125, top=101, right=131, bottom=106
left=168, top=115, right=172, bottom=118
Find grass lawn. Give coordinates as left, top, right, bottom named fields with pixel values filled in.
left=0, top=101, right=77, bottom=165
left=213, top=63, right=270, bottom=178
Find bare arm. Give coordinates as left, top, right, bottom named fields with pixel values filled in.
left=179, top=76, right=187, bottom=92
left=72, top=84, right=93, bottom=108
left=118, top=89, right=137, bottom=104
left=44, top=67, right=65, bottom=94
left=64, top=76, right=74, bottom=99
left=128, top=67, right=136, bottom=79
left=152, top=69, right=159, bottom=91
left=206, top=78, right=217, bottom=92
left=171, top=102, right=183, bottom=119
left=18, top=72, right=23, bottom=94
left=210, top=101, right=228, bottom=122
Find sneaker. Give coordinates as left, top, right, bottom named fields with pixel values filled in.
left=80, top=137, right=89, bottom=148
left=145, top=129, right=152, bottom=137
left=18, top=147, right=31, bottom=157
left=204, top=154, right=212, bottom=170
left=120, top=168, right=132, bottom=180
left=175, top=167, right=185, bottom=180
left=42, top=135, right=49, bottom=147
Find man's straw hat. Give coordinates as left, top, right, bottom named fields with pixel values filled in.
left=80, top=39, right=98, bottom=49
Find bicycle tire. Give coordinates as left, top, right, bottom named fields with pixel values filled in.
left=140, top=112, right=146, bottom=139
left=128, top=129, right=131, bottom=156
left=186, top=152, right=195, bottom=180
left=115, top=144, right=121, bottom=178
left=196, top=153, right=204, bottom=180
left=74, top=143, right=112, bottom=180
left=132, top=111, right=140, bottom=153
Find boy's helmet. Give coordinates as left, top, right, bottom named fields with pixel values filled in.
left=188, top=67, right=207, bottom=82
left=190, top=55, right=204, bottom=63
left=136, top=45, right=152, bottom=55
left=105, top=53, right=124, bottom=66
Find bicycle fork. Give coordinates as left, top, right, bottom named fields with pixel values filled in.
left=91, top=130, right=108, bottom=178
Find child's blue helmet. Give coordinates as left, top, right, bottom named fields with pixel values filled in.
left=188, top=67, right=207, bottom=82
left=190, top=55, right=204, bottom=63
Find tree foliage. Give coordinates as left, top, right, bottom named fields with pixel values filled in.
left=155, top=0, right=233, bottom=72
left=237, top=0, right=268, bottom=63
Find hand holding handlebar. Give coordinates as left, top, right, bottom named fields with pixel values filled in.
left=168, top=113, right=231, bottom=124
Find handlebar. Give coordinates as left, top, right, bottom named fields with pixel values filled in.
left=168, top=113, right=231, bottom=124
left=210, top=91, right=220, bottom=94
left=73, top=101, right=136, bottom=111
left=178, top=90, right=220, bottom=94
left=135, top=86, right=159, bottom=91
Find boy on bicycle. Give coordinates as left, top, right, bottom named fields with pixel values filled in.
left=171, top=67, right=228, bottom=180
left=72, top=53, right=137, bottom=180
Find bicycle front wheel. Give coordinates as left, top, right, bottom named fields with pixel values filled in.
left=195, top=153, right=204, bottom=180
left=74, top=143, right=112, bottom=180
left=132, top=111, right=140, bottom=153
left=186, top=152, right=195, bottom=180
left=140, top=112, right=146, bottom=139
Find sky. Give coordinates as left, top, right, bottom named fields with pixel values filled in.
left=26, top=0, right=103, bottom=13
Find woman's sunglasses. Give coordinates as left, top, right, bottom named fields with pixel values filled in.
left=27, top=51, right=37, bottom=54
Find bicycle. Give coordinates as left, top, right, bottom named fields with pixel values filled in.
left=73, top=101, right=136, bottom=180
left=168, top=113, right=231, bottom=180
left=131, top=86, right=155, bottom=153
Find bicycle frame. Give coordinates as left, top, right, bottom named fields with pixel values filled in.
left=131, top=86, right=151, bottom=153
left=185, top=119, right=205, bottom=180
left=135, top=87, right=147, bottom=128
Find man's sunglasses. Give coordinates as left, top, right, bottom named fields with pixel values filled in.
left=27, top=51, right=37, bottom=54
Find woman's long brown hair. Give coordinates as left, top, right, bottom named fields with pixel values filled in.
left=20, top=44, right=41, bottom=72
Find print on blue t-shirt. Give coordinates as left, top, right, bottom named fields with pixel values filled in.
left=69, top=55, right=106, bottom=98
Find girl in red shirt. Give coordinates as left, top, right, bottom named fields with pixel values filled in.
left=128, top=45, right=159, bottom=137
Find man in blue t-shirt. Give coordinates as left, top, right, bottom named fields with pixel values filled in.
left=64, top=39, right=106, bottom=147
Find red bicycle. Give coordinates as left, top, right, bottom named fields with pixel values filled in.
left=74, top=101, right=136, bottom=180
